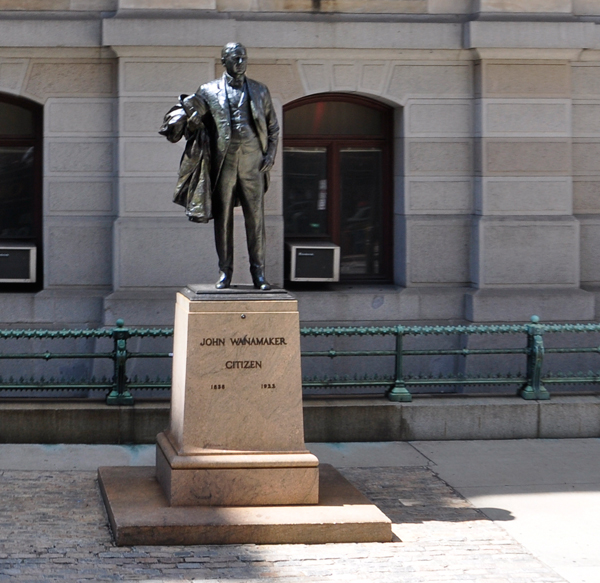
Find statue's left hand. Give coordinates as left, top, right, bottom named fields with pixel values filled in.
left=260, top=154, right=274, bottom=173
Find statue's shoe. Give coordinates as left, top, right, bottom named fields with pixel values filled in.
left=252, top=274, right=271, bottom=291
left=215, top=271, right=232, bottom=289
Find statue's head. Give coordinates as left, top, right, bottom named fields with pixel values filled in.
left=221, top=42, right=248, bottom=79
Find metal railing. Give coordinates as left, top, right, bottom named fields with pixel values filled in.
left=1, top=315, right=600, bottom=404
left=0, top=319, right=172, bottom=405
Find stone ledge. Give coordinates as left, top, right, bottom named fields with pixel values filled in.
left=475, top=0, right=573, bottom=13
left=0, top=396, right=598, bottom=443
left=0, top=401, right=169, bottom=444
left=119, top=0, right=427, bottom=12
left=466, top=20, right=599, bottom=50
left=465, top=288, right=595, bottom=322
left=102, top=18, right=463, bottom=49
left=114, top=0, right=600, bottom=16
left=0, top=19, right=102, bottom=48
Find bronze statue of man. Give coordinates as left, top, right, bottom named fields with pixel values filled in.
left=160, top=42, right=279, bottom=290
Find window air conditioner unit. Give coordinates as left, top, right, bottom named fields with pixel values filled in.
left=286, top=241, right=340, bottom=282
left=0, top=244, right=37, bottom=283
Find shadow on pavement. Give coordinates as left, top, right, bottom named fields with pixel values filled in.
left=476, top=507, right=515, bottom=521
left=339, top=466, right=509, bottom=524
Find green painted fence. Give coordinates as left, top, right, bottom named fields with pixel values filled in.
left=2, top=316, right=600, bottom=404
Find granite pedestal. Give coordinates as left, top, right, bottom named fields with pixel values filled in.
left=156, top=286, right=320, bottom=506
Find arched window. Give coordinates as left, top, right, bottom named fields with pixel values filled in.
left=283, top=93, right=393, bottom=282
left=0, top=94, right=43, bottom=291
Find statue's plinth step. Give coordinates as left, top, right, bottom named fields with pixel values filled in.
left=98, top=464, right=393, bottom=546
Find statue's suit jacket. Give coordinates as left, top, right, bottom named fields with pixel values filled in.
left=189, top=74, right=279, bottom=193
left=160, top=75, right=279, bottom=223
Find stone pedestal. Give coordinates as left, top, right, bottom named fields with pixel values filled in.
left=156, top=286, right=319, bottom=506
left=98, top=285, right=392, bottom=544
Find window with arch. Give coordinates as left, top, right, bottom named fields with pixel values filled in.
left=0, top=93, right=43, bottom=290
left=283, top=93, right=393, bottom=282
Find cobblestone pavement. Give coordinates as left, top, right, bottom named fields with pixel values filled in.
left=0, top=466, right=566, bottom=583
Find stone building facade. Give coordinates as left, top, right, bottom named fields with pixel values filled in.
left=2, top=0, right=600, bottom=328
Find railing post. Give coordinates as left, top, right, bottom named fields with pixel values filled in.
left=106, top=319, right=134, bottom=406
left=387, top=327, right=412, bottom=402
left=520, top=315, right=550, bottom=401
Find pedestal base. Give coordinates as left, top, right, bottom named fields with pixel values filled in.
left=156, top=432, right=319, bottom=506
left=98, top=464, right=393, bottom=546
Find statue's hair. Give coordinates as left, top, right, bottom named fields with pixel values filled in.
left=221, top=42, right=246, bottom=61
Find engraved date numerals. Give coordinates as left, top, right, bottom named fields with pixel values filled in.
left=261, top=383, right=276, bottom=389
left=211, top=384, right=225, bottom=390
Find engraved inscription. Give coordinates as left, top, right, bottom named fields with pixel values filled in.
left=199, top=338, right=225, bottom=346
left=225, top=360, right=262, bottom=369
left=199, top=336, right=287, bottom=348
left=261, top=383, right=276, bottom=389
left=230, top=337, right=287, bottom=346
left=199, top=333, right=288, bottom=387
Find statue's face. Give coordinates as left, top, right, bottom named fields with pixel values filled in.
left=223, top=47, right=247, bottom=79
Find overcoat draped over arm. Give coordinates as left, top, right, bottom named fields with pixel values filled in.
left=159, top=94, right=213, bottom=223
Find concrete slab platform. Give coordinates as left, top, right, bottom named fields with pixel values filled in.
left=411, top=438, right=600, bottom=488
left=0, top=443, right=156, bottom=470
left=307, top=441, right=429, bottom=467
left=98, top=463, right=393, bottom=546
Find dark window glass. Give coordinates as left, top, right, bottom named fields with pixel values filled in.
left=283, top=148, right=328, bottom=236
left=0, top=103, right=34, bottom=136
left=339, top=149, right=383, bottom=277
left=0, top=147, right=35, bottom=239
left=284, top=101, right=384, bottom=136
left=0, top=93, right=43, bottom=291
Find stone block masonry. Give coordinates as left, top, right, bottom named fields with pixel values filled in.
left=6, top=4, right=600, bottom=341
left=0, top=466, right=566, bottom=581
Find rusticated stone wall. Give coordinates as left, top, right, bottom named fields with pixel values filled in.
left=3, top=6, right=600, bottom=327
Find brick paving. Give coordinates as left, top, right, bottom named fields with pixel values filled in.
left=0, top=466, right=566, bottom=583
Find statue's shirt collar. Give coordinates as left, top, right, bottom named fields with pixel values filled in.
left=225, top=73, right=245, bottom=90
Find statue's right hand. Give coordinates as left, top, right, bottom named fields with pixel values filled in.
left=260, top=154, right=274, bottom=173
